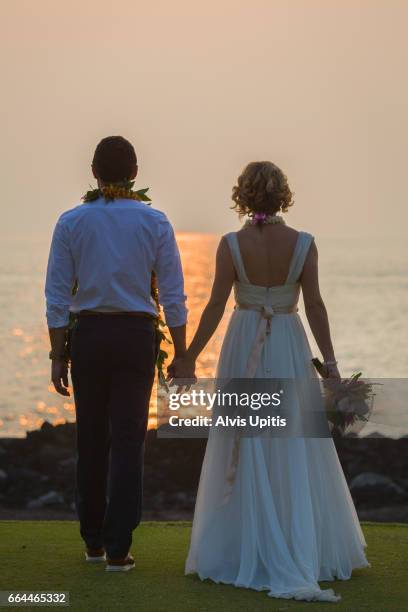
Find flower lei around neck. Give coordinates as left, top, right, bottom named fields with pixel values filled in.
left=244, top=212, right=286, bottom=227
left=68, top=181, right=172, bottom=386
left=82, top=179, right=152, bottom=204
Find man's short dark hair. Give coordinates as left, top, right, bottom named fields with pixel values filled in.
left=92, top=136, right=137, bottom=183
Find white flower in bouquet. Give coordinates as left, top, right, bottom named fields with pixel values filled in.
left=312, top=359, right=378, bottom=435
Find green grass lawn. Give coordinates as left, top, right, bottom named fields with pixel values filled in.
left=0, top=521, right=407, bottom=611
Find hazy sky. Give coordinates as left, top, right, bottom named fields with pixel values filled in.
left=1, top=1, right=407, bottom=239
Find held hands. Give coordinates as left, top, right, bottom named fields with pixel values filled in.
left=51, top=359, right=70, bottom=396
left=167, top=354, right=197, bottom=389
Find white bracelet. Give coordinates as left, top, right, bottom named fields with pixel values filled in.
left=324, top=360, right=338, bottom=366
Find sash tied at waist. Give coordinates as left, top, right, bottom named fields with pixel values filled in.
left=235, top=303, right=298, bottom=377
left=222, top=301, right=298, bottom=504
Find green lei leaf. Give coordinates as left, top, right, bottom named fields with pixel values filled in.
left=82, top=188, right=99, bottom=201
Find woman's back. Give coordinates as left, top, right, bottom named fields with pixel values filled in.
left=235, top=224, right=300, bottom=287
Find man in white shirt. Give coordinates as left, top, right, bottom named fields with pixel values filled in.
left=45, top=136, right=187, bottom=571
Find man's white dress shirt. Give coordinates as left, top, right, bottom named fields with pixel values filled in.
left=45, top=197, right=187, bottom=328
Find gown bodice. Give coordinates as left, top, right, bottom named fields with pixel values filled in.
left=225, top=229, right=314, bottom=310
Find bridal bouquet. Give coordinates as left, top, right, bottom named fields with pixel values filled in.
left=312, top=359, right=376, bottom=435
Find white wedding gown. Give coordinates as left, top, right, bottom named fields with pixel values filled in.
left=185, top=231, right=369, bottom=603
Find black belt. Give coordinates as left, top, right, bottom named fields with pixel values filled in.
left=78, top=310, right=155, bottom=319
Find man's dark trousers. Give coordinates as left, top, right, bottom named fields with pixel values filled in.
left=70, top=313, right=156, bottom=559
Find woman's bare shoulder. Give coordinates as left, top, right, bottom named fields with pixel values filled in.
left=279, top=224, right=300, bottom=238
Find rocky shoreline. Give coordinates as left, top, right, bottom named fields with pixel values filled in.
left=0, top=422, right=407, bottom=522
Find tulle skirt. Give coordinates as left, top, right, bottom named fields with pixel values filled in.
left=185, top=310, right=369, bottom=602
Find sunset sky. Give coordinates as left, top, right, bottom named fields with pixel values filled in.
left=1, top=1, right=407, bottom=239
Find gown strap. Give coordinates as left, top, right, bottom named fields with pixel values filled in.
left=285, top=231, right=315, bottom=285
left=224, top=232, right=250, bottom=283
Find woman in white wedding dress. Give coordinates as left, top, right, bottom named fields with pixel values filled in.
left=173, top=161, right=369, bottom=603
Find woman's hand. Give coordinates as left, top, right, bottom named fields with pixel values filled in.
left=324, top=363, right=341, bottom=380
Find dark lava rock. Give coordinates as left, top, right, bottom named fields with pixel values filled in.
left=0, top=421, right=407, bottom=522
left=27, top=490, right=65, bottom=509
left=349, top=472, right=407, bottom=504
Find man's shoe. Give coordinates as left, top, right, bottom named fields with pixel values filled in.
left=85, top=547, right=106, bottom=563
left=106, top=554, right=135, bottom=572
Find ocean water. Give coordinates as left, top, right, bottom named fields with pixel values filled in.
left=0, top=232, right=407, bottom=438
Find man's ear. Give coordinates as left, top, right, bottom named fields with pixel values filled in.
left=131, top=164, right=138, bottom=180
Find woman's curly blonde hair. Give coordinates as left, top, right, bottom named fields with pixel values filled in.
left=231, top=161, right=294, bottom=218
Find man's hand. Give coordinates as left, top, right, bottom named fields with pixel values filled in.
left=51, top=359, right=70, bottom=396
left=167, top=355, right=197, bottom=391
